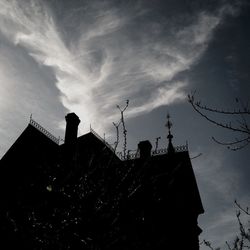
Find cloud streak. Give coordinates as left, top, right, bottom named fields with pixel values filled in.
left=0, top=0, right=244, bottom=135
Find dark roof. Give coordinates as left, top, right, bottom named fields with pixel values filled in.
left=122, top=151, right=204, bottom=216
left=1, top=124, right=59, bottom=166
left=0, top=119, right=204, bottom=250
left=0, top=122, right=204, bottom=217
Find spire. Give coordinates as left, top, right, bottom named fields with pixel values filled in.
left=166, top=113, right=175, bottom=154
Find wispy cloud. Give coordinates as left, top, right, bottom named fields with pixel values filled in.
left=193, top=146, right=248, bottom=250
left=0, top=0, right=244, bottom=135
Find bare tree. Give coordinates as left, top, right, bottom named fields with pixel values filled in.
left=188, top=92, right=250, bottom=150
left=202, top=201, right=250, bottom=250
left=113, top=100, right=129, bottom=158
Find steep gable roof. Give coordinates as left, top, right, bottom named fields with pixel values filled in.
left=1, top=123, right=59, bottom=166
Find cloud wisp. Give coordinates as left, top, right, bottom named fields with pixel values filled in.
left=0, top=0, right=243, bottom=134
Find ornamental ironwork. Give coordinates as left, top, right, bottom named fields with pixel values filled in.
left=90, top=127, right=115, bottom=152
left=29, top=116, right=60, bottom=145
left=117, top=144, right=188, bottom=161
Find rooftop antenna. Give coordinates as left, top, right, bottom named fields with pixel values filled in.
left=166, top=113, right=175, bottom=154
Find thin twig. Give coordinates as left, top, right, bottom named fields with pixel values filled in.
left=117, top=100, right=129, bottom=158
left=188, top=94, right=250, bottom=135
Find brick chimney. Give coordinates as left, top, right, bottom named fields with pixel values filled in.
left=138, top=140, right=152, bottom=159
left=64, top=113, right=80, bottom=167
left=65, top=113, right=80, bottom=145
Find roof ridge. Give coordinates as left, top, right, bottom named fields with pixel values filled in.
left=29, top=117, right=60, bottom=145
left=90, top=127, right=115, bottom=152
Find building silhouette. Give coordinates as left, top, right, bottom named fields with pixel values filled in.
left=0, top=113, right=204, bottom=250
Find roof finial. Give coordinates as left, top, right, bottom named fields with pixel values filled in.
left=154, top=136, right=161, bottom=153
left=166, top=113, right=175, bottom=154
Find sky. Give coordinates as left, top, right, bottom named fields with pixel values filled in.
left=0, top=0, right=250, bottom=249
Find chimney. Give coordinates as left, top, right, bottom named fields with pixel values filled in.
left=138, top=140, right=152, bottom=159
left=64, top=113, right=81, bottom=145
left=63, top=113, right=80, bottom=169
